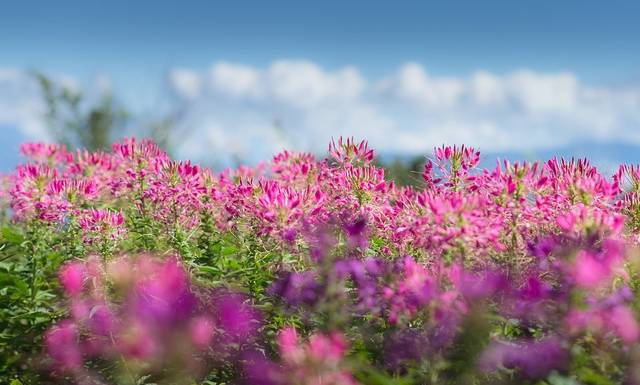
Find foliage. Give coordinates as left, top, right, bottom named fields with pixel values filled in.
left=33, top=72, right=188, bottom=156
left=34, top=72, right=129, bottom=152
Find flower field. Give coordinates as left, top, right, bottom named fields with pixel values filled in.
left=2, top=137, right=640, bottom=384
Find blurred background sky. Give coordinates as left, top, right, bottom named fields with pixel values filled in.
left=2, top=0, right=640, bottom=170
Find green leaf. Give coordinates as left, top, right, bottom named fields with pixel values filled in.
left=1, top=227, right=24, bottom=244
left=576, top=368, right=615, bottom=385
left=197, top=265, right=220, bottom=275
left=221, top=245, right=238, bottom=256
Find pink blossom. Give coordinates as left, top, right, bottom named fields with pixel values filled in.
left=189, top=316, right=216, bottom=349
left=573, top=251, right=610, bottom=289
left=59, top=262, right=86, bottom=296
left=46, top=321, right=82, bottom=369
left=610, top=305, right=640, bottom=344
left=272, top=327, right=360, bottom=385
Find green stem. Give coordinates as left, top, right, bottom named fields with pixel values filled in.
left=28, top=224, right=41, bottom=311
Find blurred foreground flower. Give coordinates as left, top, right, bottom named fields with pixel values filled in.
left=47, top=254, right=261, bottom=384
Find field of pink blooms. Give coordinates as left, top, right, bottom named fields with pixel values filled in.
left=2, top=137, right=640, bottom=384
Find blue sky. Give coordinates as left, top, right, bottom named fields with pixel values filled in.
left=4, top=1, right=640, bottom=82
left=1, top=0, right=640, bottom=166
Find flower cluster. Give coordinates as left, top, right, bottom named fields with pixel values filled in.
left=76, top=208, right=126, bottom=246
left=48, top=254, right=260, bottom=384
left=246, top=328, right=359, bottom=385
left=6, top=137, right=634, bottom=260
left=4, top=137, right=640, bottom=384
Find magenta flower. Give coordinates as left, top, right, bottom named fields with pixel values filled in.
left=46, top=321, right=82, bottom=370
left=59, top=262, right=86, bottom=297
left=20, top=142, right=73, bottom=165
left=189, top=316, right=216, bottom=350
left=271, top=327, right=360, bottom=385
left=46, top=254, right=262, bottom=381
left=329, top=137, right=374, bottom=167
left=572, top=250, right=611, bottom=289
left=77, top=208, right=126, bottom=245
left=610, top=305, right=640, bottom=344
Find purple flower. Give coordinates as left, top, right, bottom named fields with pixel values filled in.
left=479, top=337, right=568, bottom=379
left=269, top=271, right=324, bottom=307
left=89, top=304, right=116, bottom=336
left=215, top=294, right=260, bottom=339
left=132, top=258, right=196, bottom=325
left=383, top=330, right=429, bottom=370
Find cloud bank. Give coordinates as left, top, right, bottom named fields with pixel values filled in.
left=168, top=60, right=640, bottom=163
left=0, top=68, right=48, bottom=140
left=2, top=60, right=640, bottom=165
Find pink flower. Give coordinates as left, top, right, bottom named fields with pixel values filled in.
left=77, top=208, right=126, bottom=244
left=190, top=316, right=216, bottom=349
left=47, top=254, right=265, bottom=382
left=573, top=251, right=610, bottom=289
left=557, top=212, right=576, bottom=232
left=59, top=262, right=86, bottom=296
left=329, top=137, right=374, bottom=167
left=20, top=142, right=73, bottom=164
left=610, top=305, right=640, bottom=344
left=278, top=327, right=302, bottom=362
left=46, top=321, right=82, bottom=369
left=308, top=332, right=347, bottom=362
left=274, top=327, right=360, bottom=385
left=118, top=321, right=158, bottom=359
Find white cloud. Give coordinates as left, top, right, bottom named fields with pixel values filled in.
left=2, top=61, right=640, bottom=167
left=0, top=68, right=47, bottom=139
left=205, top=60, right=366, bottom=109
left=167, top=60, right=640, bottom=162
left=265, top=60, right=365, bottom=108
left=377, top=62, right=465, bottom=109
left=169, top=69, right=202, bottom=100
left=171, top=60, right=383, bottom=162
left=506, top=70, right=579, bottom=115
left=470, top=71, right=506, bottom=107
left=209, top=62, right=262, bottom=100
